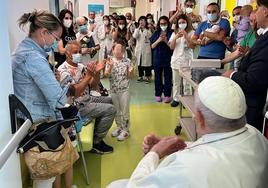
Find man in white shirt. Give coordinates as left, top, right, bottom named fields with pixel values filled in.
left=108, top=76, right=268, bottom=188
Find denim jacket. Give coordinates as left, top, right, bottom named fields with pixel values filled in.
left=12, top=37, right=68, bottom=122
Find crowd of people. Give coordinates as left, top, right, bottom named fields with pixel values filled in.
left=10, top=0, right=268, bottom=187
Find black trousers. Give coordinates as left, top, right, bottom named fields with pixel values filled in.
left=138, top=66, right=152, bottom=77
left=246, top=107, right=264, bottom=132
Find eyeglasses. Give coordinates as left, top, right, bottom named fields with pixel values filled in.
left=49, top=32, right=61, bottom=41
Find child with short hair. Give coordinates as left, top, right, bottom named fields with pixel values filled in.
left=105, top=42, right=133, bottom=141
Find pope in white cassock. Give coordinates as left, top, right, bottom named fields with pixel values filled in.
left=107, top=76, right=268, bottom=188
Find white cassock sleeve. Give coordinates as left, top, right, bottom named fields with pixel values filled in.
left=127, top=151, right=160, bottom=187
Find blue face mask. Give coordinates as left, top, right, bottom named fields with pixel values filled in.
left=51, top=39, right=58, bottom=51
left=43, top=35, right=58, bottom=52
left=72, top=53, right=82, bottom=64
left=79, top=25, right=88, bottom=33
left=207, top=13, right=218, bottom=22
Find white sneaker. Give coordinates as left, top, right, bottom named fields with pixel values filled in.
left=90, top=90, right=101, bottom=97
left=111, top=127, right=122, bottom=137
left=72, top=185, right=78, bottom=188
left=117, top=130, right=129, bottom=141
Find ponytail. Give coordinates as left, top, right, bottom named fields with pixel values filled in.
left=18, top=10, right=62, bottom=37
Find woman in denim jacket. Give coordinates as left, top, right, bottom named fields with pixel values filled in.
left=12, top=10, right=92, bottom=188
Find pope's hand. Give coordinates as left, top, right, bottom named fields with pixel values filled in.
left=150, top=136, right=186, bottom=159
left=143, top=134, right=161, bottom=155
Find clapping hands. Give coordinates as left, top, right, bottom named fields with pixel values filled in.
left=143, top=134, right=187, bottom=159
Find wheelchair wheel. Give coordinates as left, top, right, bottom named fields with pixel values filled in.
left=174, top=125, right=182, bottom=135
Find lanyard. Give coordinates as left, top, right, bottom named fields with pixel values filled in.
left=185, top=127, right=248, bottom=150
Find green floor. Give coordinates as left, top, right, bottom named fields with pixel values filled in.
left=73, top=79, right=187, bottom=188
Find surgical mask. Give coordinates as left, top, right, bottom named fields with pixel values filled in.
left=185, top=7, right=193, bottom=14
left=79, top=24, right=88, bottom=33
left=233, top=15, right=240, bottom=22
left=127, top=19, right=131, bottom=24
left=207, top=13, right=218, bottom=22
left=257, top=28, right=265, bottom=35
left=63, top=19, right=72, bottom=28
left=103, top=20, right=109, bottom=26
left=179, top=23, right=187, bottom=30
left=72, top=53, right=82, bottom=64
left=51, top=39, right=58, bottom=50
left=192, top=22, right=199, bottom=30
left=147, top=18, right=152, bottom=24
left=43, top=38, right=57, bottom=52
left=160, top=25, right=167, bottom=31
left=118, top=24, right=125, bottom=30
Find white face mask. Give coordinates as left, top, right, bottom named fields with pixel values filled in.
left=179, top=23, right=187, bottom=30
left=147, top=18, right=152, bottom=24
left=192, top=22, right=199, bottom=30
left=127, top=19, right=131, bottom=24
left=103, top=20, right=109, bottom=26
left=118, top=24, right=125, bottom=30
left=72, top=53, right=82, bottom=64
left=160, top=25, right=167, bottom=31
left=185, top=7, right=193, bottom=14
left=63, top=19, right=72, bottom=28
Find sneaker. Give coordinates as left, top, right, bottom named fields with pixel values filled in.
left=155, top=96, right=162, bottom=102
left=111, top=127, right=122, bottom=137
left=170, top=100, right=180, bottom=107
left=163, top=96, right=172, bottom=103
left=137, top=77, right=143, bottom=82
left=117, top=130, right=129, bottom=141
left=144, top=77, right=150, bottom=84
left=90, top=90, right=101, bottom=97
left=72, top=185, right=78, bottom=188
left=91, top=140, right=114, bottom=154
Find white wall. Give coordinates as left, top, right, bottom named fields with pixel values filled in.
left=0, top=0, right=22, bottom=187
left=110, top=7, right=134, bottom=17
left=161, top=0, right=176, bottom=17
left=7, top=0, right=50, bottom=52
left=198, top=0, right=217, bottom=20
left=148, top=0, right=161, bottom=21
left=135, top=0, right=148, bottom=19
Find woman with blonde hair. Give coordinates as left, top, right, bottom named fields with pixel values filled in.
left=12, top=10, right=93, bottom=188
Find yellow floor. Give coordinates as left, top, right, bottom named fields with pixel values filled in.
left=73, top=79, right=187, bottom=188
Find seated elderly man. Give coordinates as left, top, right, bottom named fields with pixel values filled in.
left=108, top=76, right=268, bottom=188
left=58, top=40, right=116, bottom=154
